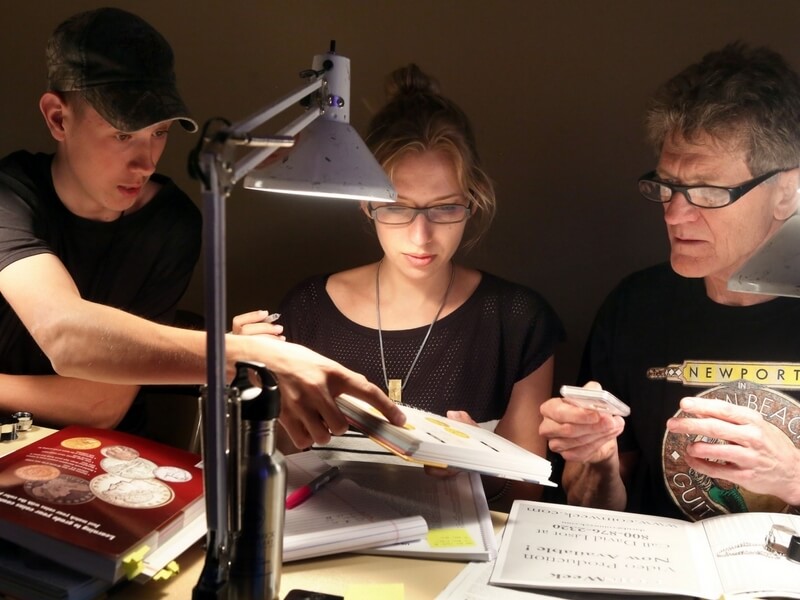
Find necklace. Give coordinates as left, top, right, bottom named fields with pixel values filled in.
left=376, top=259, right=455, bottom=403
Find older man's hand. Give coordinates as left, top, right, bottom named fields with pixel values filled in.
left=666, top=396, right=800, bottom=506
left=539, top=382, right=625, bottom=464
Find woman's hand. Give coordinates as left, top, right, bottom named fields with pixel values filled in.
left=231, top=309, right=285, bottom=340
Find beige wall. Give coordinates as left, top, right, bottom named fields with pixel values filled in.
left=4, top=0, right=799, bottom=386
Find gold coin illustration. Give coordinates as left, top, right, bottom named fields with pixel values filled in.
left=14, top=464, right=61, bottom=481
left=61, top=437, right=101, bottom=450
left=443, top=426, right=469, bottom=439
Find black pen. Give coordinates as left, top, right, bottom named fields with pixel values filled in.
left=285, top=466, right=340, bottom=509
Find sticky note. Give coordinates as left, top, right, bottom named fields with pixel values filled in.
left=121, top=545, right=150, bottom=579
left=345, top=583, right=403, bottom=600
left=427, top=528, right=476, bottom=548
left=152, top=560, right=180, bottom=581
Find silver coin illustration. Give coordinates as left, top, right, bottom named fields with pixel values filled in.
left=154, top=466, right=193, bottom=483
left=100, top=456, right=157, bottom=479
left=101, top=445, right=140, bottom=461
left=90, top=474, right=174, bottom=509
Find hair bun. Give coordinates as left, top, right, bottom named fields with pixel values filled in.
left=385, top=63, right=441, bottom=99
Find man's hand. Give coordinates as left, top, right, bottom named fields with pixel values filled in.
left=245, top=337, right=405, bottom=449
left=539, top=382, right=625, bottom=464
left=667, top=397, right=800, bottom=506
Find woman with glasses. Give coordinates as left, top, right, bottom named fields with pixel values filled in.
left=237, top=64, right=564, bottom=507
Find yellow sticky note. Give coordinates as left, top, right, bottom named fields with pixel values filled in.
left=427, top=528, right=475, bottom=548
left=152, top=560, right=180, bottom=581
left=121, top=545, right=150, bottom=579
left=345, top=583, right=403, bottom=600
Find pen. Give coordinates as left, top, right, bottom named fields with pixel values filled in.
left=285, top=466, right=339, bottom=510
left=263, top=312, right=281, bottom=324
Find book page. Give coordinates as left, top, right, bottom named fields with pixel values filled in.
left=491, top=501, right=720, bottom=599
left=700, top=511, right=800, bottom=599
left=329, top=461, right=496, bottom=560
left=283, top=452, right=428, bottom=561
left=437, top=561, right=692, bottom=600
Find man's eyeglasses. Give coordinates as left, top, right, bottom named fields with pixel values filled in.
left=368, top=203, right=471, bottom=225
left=637, top=168, right=791, bottom=209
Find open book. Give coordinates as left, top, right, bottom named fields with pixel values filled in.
left=437, top=561, right=689, bottom=600
left=0, top=425, right=204, bottom=583
left=283, top=452, right=428, bottom=561
left=491, top=500, right=800, bottom=599
left=334, top=394, right=553, bottom=485
left=324, top=460, right=497, bottom=561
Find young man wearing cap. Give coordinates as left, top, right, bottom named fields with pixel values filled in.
left=0, top=8, right=404, bottom=443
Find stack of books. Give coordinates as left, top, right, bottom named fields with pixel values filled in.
left=0, top=425, right=205, bottom=599
left=0, top=402, right=554, bottom=598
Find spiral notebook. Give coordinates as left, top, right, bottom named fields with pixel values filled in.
left=334, top=461, right=498, bottom=561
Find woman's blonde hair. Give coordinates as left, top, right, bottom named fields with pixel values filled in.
left=365, top=64, right=495, bottom=250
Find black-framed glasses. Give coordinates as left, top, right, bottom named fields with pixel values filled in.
left=637, top=168, right=791, bottom=209
left=368, top=203, right=471, bottom=224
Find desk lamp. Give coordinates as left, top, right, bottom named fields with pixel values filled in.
left=189, top=41, right=395, bottom=600
left=728, top=212, right=800, bottom=298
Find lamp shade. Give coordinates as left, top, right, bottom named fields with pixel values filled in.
left=728, top=212, right=800, bottom=297
left=244, top=47, right=395, bottom=203
left=244, top=117, right=396, bottom=202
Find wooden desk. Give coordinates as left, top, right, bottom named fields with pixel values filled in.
left=1, top=427, right=506, bottom=600
left=111, top=527, right=507, bottom=599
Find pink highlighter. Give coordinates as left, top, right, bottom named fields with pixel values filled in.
left=285, top=466, right=340, bottom=510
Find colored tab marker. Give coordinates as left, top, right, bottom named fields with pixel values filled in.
left=122, top=545, right=150, bottom=579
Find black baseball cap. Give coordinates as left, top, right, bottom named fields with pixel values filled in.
left=46, top=7, right=197, bottom=133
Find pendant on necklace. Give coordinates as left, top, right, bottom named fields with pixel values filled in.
left=388, top=379, right=403, bottom=403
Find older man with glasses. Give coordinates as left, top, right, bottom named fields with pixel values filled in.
left=540, top=42, right=800, bottom=522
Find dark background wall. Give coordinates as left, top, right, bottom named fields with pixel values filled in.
left=3, top=1, right=799, bottom=388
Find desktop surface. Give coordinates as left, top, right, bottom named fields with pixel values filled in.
left=0, top=427, right=505, bottom=600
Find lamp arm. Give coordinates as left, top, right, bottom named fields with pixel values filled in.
left=232, top=107, right=321, bottom=183
left=229, top=77, right=323, bottom=136
left=191, top=45, right=393, bottom=598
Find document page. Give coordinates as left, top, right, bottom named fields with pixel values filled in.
left=491, top=501, right=719, bottom=599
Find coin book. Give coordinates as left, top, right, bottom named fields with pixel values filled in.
left=0, top=425, right=204, bottom=583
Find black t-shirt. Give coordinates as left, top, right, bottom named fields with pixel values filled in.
left=581, top=263, right=800, bottom=520
left=279, top=272, right=565, bottom=421
left=0, top=151, right=202, bottom=432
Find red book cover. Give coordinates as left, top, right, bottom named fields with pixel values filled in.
left=0, top=426, right=204, bottom=582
